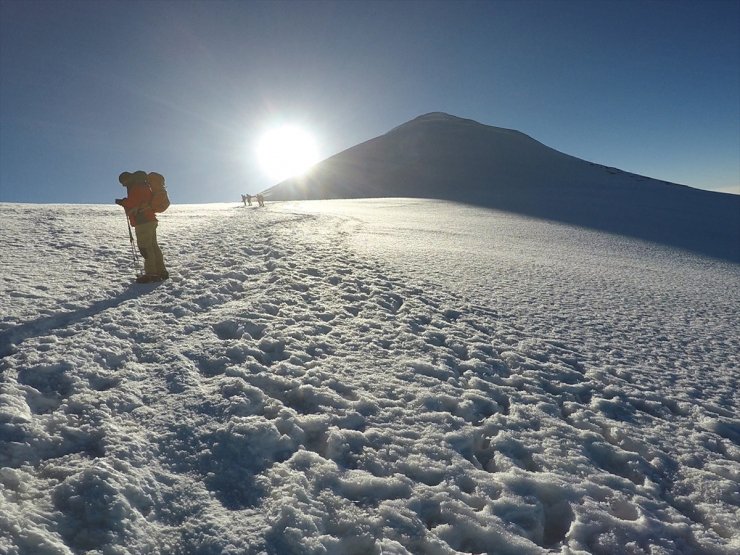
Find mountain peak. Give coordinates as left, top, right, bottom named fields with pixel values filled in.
left=264, top=113, right=740, bottom=261
left=387, top=112, right=528, bottom=142
left=388, top=112, right=482, bottom=134
left=414, top=112, right=466, bottom=122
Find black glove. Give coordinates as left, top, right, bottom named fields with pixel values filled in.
left=115, top=198, right=124, bottom=206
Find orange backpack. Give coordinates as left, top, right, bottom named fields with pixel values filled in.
left=147, top=172, right=170, bottom=212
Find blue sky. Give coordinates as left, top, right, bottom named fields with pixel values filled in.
left=1, top=0, right=738, bottom=204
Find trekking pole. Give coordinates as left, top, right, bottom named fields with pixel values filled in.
left=124, top=212, right=143, bottom=275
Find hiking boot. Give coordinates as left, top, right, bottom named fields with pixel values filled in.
left=136, top=274, right=164, bottom=283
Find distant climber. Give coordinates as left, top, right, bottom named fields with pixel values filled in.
left=241, top=194, right=247, bottom=207
left=116, top=171, right=169, bottom=283
left=247, top=193, right=253, bottom=206
left=257, top=194, right=265, bottom=207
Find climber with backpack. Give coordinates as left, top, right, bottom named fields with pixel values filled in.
left=116, top=170, right=170, bottom=283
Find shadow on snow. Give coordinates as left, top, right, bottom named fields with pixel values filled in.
left=0, top=283, right=162, bottom=359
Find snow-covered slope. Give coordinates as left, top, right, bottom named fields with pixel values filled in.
left=1, top=201, right=738, bottom=554
left=266, top=113, right=740, bottom=262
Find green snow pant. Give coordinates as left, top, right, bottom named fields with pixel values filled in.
left=134, top=221, right=167, bottom=277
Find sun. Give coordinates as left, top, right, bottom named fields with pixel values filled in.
left=256, top=125, right=319, bottom=182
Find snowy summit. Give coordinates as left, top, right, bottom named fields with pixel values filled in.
left=268, top=113, right=740, bottom=263
left=0, top=114, right=739, bottom=555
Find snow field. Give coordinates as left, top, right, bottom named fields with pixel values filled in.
left=0, top=202, right=738, bottom=554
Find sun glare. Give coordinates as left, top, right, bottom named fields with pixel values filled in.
left=257, top=125, right=319, bottom=182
